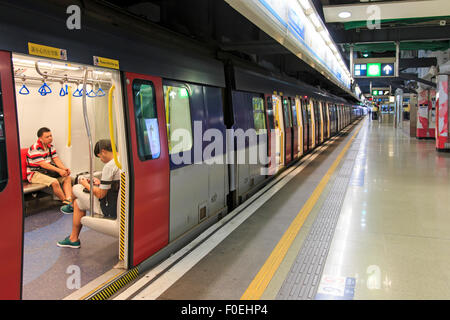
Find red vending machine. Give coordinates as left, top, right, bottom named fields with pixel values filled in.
left=436, top=63, right=449, bottom=151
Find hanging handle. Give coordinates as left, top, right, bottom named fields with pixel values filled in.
left=38, top=82, right=52, bottom=96
left=19, top=84, right=30, bottom=95
left=87, top=88, right=97, bottom=98
left=96, top=87, right=106, bottom=97
left=73, top=87, right=83, bottom=97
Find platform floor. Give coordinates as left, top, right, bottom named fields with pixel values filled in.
left=126, top=114, right=450, bottom=300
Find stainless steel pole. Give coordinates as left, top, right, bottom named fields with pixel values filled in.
left=81, top=68, right=94, bottom=216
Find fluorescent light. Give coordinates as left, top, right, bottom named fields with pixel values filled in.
left=39, top=62, right=80, bottom=71
left=298, top=0, right=312, bottom=11
left=93, top=70, right=112, bottom=76
left=338, top=11, right=352, bottom=19
left=320, top=30, right=332, bottom=44
left=13, top=58, right=79, bottom=71
left=309, top=13, right=322, bottom=29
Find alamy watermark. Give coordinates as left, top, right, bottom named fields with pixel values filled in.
left=366, top=5, right=381, bottom=30
left=66, top=265, right=81, bottom=290
left=66, top=5, right=81, bottom=30
left=166, top=121, right=280, bottom=175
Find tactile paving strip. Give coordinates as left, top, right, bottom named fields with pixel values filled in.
left=276, top=127, right=365, bottom=300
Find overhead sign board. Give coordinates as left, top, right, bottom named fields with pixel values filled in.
left=93, top=56, right=120, bottom=70
left=354, top=62, right=395, bottom=78
left=28, top=42, right=67, bottom=60
left=371, top=88, right=391, bottom=97
left=353, top=57, right=396, bottom=78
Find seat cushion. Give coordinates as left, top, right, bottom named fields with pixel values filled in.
left=21, top=148, right=28, bottom=181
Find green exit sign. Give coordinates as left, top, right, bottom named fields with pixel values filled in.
left=367, top=63, right=381, bottom=77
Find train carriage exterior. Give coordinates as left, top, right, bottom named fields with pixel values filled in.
left=0, top=0, right=361, bottom=299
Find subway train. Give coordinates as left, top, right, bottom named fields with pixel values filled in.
left=0, top=0, right=363, bottom=299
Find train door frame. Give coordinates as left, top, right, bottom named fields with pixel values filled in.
left=0, top=50, right=23, bottom=299
left=281, top=96, right=293, bottom=164
left=289, top=97, right=299, bottom=160
left=319, top=100, right=324, bottom=144
left=325, top=102, right=330, bottom=139
left=295, top=96, right=303, bottom=158
left=301, top=98, right=309, bottom=153
left=333, top=103, right=339, bottom=134
left=264, top=94, right=274, bottom=175
left=312, top=99, right=320, bottom=147
left=274, top=94, right=285, bottom=167
left=337, top=105, right=341, bottom=131
left=124, top=72, right=170, bottom=267
left=307, top=98, right=314, bottom=149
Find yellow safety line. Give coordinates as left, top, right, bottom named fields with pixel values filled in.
left=108, top=85, right=122, bottom=169
left=240, top=119, right=365, bottom=300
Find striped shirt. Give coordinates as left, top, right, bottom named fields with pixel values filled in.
left=26, top=139, right=58, bottom=182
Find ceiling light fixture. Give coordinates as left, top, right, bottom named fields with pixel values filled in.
left=338, top=11, right=352, bottom=19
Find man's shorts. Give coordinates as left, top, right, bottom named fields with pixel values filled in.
left=30, top=171, right=66, bottom=187
left=73, top=184, right=101, bottom=215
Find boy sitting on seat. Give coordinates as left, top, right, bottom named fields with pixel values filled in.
left=57, top=139, right=121, bottom=249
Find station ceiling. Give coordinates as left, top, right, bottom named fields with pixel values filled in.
left=103, top=0, right=449, bottom=96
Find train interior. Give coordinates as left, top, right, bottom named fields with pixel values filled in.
left=12, top=53, right=129, bottom=300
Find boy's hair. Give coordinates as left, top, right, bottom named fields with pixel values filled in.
left=37, top=127, right=51, bottom=138
left=94, top=139, right=113, bottom=157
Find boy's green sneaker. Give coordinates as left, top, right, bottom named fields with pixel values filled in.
left=60, top=203, right=73, bottom=214
left=57, top=236, right=80, bottom=249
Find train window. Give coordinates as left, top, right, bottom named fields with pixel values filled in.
left=290, top=98, right=298, bottom=126
left=0, top=79, right=7, bottom=192
left=133, top=79, right=161, bottom=160
left=266, top=96, right=275, bottom=130
left=163, top=85, right=193, bottom=154
left=282, top=98, right=292, bottom=128
left=252, top=97, right=266, bottom=134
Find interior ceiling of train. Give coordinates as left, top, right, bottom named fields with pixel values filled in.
left=102, top=0, right=449, bottom=96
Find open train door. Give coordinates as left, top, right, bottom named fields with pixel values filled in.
left=124, top=72, right=170, bottom=266
left=0, top=51, right=23, bottom=299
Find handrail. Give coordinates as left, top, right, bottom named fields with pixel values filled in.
left=80, top=67, right=95, bottom=217
left=67, top=86, right=72, bottom=147
left=108, top=85, right=122, bottom=169
left=164, top=86, right=172, bottom=152
left=33, top=62, right=111, bottom=86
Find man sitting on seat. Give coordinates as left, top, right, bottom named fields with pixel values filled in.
left=57, top=139, right=121, bottom=249
left=27, top=127, right=73, bottom=213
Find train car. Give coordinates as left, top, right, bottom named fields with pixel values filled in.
left=0, top=0, right=361, bottom=300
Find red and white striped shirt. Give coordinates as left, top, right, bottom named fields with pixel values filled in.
left=26, top=139, right=58, bottom=182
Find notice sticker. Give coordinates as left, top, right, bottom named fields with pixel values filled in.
left=28, top=42, right=67, bottom=60
left=93, top=56, right=120, bottom=70
left=315, top=275, right=356, bottom=300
